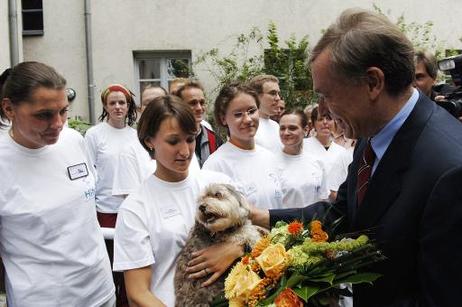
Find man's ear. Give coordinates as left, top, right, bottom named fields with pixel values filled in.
left=366, top=67, right=385, bottom=101
left=1, top=98, right=15, bottom=120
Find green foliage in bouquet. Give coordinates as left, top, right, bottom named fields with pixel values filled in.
left=212, top=220, right=385, bottom=307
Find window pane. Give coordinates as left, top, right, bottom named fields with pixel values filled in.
left=22, top=0, right=42, bottom=9
left=167, top=58, right=190, bottom=79
left=139, top=59, right=161, bottom=80
left=22, top=11, right=43, bottom=32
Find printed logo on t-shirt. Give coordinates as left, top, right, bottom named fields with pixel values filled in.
left=67, top=163, right=89, bottom=180
left=160, top=206, right=181, bottom=219
left=84, top=188, right=96, bottom=200
left=269, top=173, right=283, bottom=200
left=274, top=190, right=282, bottom=200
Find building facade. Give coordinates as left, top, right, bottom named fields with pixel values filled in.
left=2, top=0, right=461, bottom=122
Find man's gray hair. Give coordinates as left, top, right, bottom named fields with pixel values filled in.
left=310, top=8, right=415, bottom=97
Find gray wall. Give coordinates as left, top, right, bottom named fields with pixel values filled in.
left=0, top=1, right=11, bottom=70
left=0, top=0, right=23, bottom=71
left=4, top=0, right=461, bottom=120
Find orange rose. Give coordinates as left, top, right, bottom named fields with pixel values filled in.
left=310, top=220, right=323, bottom=230
left=310, top=220, right=328, bottom=242
left=275, top=288, right=303, bottom=307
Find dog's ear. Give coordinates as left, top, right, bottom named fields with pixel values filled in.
left=223, top=184, right=250, bottom=210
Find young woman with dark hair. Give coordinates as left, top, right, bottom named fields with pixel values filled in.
left=0, top=62, right=114, bottom=306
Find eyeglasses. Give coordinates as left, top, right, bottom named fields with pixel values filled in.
left=231, top=107, right=258, bottom=119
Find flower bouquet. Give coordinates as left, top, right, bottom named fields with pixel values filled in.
left=212, top=220, right=385, bottom=306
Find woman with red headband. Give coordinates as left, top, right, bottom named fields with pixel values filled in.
left=84, top=84, right=138, bottom=304
left=85, top=84, right=138, bottom=224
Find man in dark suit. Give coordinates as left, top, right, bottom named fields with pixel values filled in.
left=251, top=8, right=462, bottom=307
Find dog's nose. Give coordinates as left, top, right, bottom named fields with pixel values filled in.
left=199, top=204, right=206, bottom=213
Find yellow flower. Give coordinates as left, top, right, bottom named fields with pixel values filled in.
left=256, top=243, right=289, bottom=277
left=225, top=262, right=262, bottom=300
left=229, top=297, right=245, bottom=307
left=251, top=236, right=271, bottom=258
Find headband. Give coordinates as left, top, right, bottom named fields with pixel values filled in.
left=101, top=84, right=134, bottom=104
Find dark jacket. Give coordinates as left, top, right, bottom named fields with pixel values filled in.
left=270, top=94, right=462, bottom=306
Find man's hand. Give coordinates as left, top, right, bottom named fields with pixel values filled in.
left=249, top=206, right=270, bottom=229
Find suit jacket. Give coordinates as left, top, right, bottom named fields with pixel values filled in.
left=270, top=93, right=462, bottom=306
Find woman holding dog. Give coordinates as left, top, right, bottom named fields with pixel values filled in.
left=113, top=95, right=233, bottom=306
left=202, top=82, right=284, bottom=210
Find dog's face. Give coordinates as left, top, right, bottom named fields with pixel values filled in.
left=196, top=183, right=250, bottom=234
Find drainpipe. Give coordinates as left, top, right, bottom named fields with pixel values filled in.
left=8, top=0, right=20, bottom=66
left=84, top=0, right=95, bottom=124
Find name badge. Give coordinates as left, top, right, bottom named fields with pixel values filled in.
left=67, top=163, right=89, bottom=180
left=161, top=206, right=180, bottom=219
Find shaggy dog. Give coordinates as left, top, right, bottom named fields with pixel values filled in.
left=174, top=183, right=263, bottom=306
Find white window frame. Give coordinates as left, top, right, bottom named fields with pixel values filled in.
left=133, top=50, right=192, bottom=99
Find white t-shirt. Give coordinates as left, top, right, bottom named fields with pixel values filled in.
left=303, top=137, right=347, bottom=188
left=113, top=170, right=232, bottom=307
left=112, top=142, right=201, bottom=197
left=276, top=151, right=329, bottom=208
left=203, top=142, right=283, bottom=209
left=255, top=117, right=282, bottom=151
left=85, top=122, right=138, bottom=213
left=0, top=122, right=9, bottom=135
left=0, top=128, right=114, bottom=307
left=112, top=139, right=157, bottom=197
left=328, top=148, right=353, bottom=192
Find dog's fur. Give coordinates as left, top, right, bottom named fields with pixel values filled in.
left=174, top=183, right=264, bottom=306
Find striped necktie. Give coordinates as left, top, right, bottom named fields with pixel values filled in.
left=356, top=139, right=375, bottom=206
